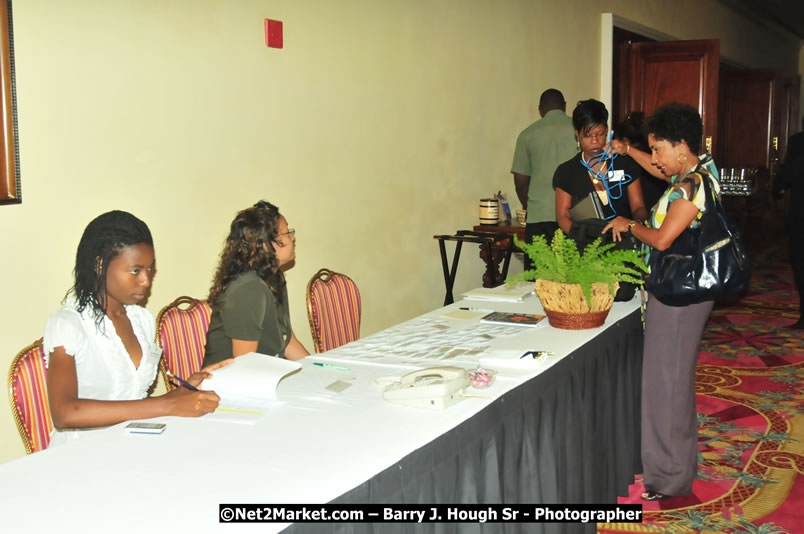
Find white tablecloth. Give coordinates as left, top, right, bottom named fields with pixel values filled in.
left=0, top=293, right=642, bottom=533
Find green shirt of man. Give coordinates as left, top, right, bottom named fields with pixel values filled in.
left=511, top=89, right=578, bottom=224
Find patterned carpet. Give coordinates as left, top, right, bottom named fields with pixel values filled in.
left=599, top=251, right=803, bottom=533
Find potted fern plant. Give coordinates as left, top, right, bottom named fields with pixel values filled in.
left=507, top=230, right=647, bottom=329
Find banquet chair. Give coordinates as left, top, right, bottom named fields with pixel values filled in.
left=8, top=338, right=53, bottom=454
left=306, top=268, right=362, bottom=353
left=156, top=296, right=212, bottom=390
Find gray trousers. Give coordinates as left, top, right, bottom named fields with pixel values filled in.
left=641, top=295, right=714, bottom=496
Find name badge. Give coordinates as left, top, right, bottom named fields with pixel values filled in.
left=608, top=170, right=625, bottom=182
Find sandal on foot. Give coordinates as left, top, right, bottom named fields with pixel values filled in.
left=641, top=491, right=672, bottom=501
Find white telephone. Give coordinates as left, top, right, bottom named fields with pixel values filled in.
left=383, top=366, right=470, bottom=410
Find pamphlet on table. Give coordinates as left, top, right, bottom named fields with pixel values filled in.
left=480, top=311, right=546, bottom=328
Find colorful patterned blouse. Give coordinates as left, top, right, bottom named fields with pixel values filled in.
left=649, top=157, right=721, bottom=231
left=645, top=155, right=721, bottom=265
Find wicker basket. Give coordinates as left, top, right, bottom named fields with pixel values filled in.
left=534, top=279, right=616, bottom=330
left=542, top=307, right=611, bottom=329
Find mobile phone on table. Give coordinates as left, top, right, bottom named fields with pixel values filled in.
left=124, top=422, right=166, bottom=434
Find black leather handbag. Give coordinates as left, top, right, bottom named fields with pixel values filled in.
left=646, top=170, right=751, bottom=306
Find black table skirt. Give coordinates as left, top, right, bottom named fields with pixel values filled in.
left=289, top=310, right=643, bottom=534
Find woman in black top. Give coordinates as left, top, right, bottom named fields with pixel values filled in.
left=554, top=99, right=648, bottom=234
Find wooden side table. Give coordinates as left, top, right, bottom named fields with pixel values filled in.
left=433, top=230, right=515, bottom=305
left=473, top=219, right=527, bottom=276
left=472, top=220, right=526, bottom=242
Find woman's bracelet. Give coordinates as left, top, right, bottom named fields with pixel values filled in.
left=628, top=220, right=637, bottom=230
left=625, top=143, right=631, bottom=154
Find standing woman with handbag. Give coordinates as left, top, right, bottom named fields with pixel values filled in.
left=603, top=103, right=719, bottom=501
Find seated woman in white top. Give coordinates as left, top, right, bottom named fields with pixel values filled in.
left=45, top=210, right=230, bottom=437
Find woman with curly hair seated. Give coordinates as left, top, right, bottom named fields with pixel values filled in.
left=203, top=201, right=310, bottom=366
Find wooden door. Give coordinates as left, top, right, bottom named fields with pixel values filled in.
left=770, top=76, right=799, bottom=229
left=627, top=40, right=720, bottom=155
left=718, top=69, right=783, bottom=170
left=778, top=76, right=801, bottom=159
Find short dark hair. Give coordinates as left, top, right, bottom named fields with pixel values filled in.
left=539, top=89, right=565, bottom=111
left=70, top=211, right=153, bottom=326
left=572, top=99, right=608, bottom=135
left=644, top=102, right=703, bottom=154
left=614, top=112, right=648, bottom=150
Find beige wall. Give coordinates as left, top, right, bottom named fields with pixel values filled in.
left=1, top=0, right=799, bottom=463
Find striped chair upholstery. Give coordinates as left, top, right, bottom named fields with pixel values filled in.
left=156, top=297, right=212, bottom=390
left=8, top=338, right=53, bottom=454
left=306, top=268, right=362, bottom=353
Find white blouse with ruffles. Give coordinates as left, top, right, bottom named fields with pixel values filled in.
left=43, top=298, right=162, bottom=402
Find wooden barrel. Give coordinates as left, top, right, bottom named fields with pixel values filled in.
left=479, top=198, right=499, bottom=225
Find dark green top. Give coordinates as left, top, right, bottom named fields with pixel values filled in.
left=203, top=271, right=291, bottom=366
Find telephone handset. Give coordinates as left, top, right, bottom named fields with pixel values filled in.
left=383, top=366, right=470, bottom=410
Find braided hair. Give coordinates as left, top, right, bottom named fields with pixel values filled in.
left=207, top=201, right=285, bottom=306
left=68, top=210, right=153, bottom=328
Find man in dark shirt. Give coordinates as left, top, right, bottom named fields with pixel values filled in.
left=774, top=124, right=804, bottom=329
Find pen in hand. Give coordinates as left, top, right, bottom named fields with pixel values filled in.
left=166, top=370, right=199, bottom=391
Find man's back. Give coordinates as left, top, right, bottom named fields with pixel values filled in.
left=511, top=109, right=577, bottom=223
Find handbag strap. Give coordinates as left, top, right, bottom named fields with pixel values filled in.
left=695, top=166, right=716, bottom=208
left=695, top=165, right=736, bottom=238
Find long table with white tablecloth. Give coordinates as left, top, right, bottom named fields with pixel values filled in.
left=0, top=292, right=643, bottom=534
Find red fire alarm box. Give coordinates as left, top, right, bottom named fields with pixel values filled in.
left=265, top=19, right=283, bottom=49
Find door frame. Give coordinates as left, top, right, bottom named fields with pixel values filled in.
left=600, top=14, right=674, bottom=129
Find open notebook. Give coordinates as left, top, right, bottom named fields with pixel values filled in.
left=200, top=352, right=301, bottom=422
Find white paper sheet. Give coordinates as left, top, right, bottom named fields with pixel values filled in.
left=200, top=352, right=302, bottom=407
left=462, top=282, right=535, bottom=302
left=318, top=317, right=530, bottom=366
left=203, top=404, right=266, bottom=424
